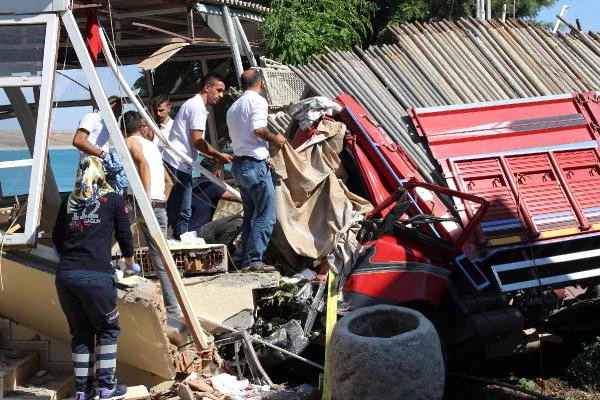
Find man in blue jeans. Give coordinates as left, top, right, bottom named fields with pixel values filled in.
left=161, top=73, right=233, bottom=239
left=226, top=69, right=286, bottom=272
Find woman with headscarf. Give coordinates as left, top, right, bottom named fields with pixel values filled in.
left=53, top=156, right=139, bottom=400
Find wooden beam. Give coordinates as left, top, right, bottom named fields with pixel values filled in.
left=136, top=15, right=190, bottom=27
left=101, top=7, right=186, bottom=19
left=59, top=37, right=230, bottom=47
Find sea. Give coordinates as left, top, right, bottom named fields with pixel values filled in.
left=0, top=148, right=79, bottom=196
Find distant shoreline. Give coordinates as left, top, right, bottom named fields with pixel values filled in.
left=0, top=131, right=74, bottom=151
left=0, top=145, right=74, bottom=151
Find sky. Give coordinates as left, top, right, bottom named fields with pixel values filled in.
left=537, top=0, right=600, bottom=31
left=0, top=1, right=599, bottom=133
left=0, top=65, right=142, bottom=132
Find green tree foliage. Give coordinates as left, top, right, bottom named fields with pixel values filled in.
left=374, top=0, right=558, bottom=41
left=262, top=0, right=375, bottom=65
left=263, top=0, right=559, bottom=62
left=380, top=0, right=558, bottom=25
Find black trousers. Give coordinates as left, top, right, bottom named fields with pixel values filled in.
left=55, top=269, right=120, bottom=393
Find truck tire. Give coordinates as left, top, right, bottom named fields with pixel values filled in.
left=329, top=305, right=445, bottom=400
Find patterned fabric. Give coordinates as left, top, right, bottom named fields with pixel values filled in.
left=102, top=149, right=128, bottom=195
left=67, top=156, right=114, bottom=214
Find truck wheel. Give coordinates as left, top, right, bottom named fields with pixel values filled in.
left=329, top=305, right=445, bottom=400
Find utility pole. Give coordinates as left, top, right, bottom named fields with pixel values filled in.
left=476, top=0, right=486, bottom=20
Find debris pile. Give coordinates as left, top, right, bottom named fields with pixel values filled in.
left=151, top=372, right=317, bottom=400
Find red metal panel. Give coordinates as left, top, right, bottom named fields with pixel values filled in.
left=455, top=159, right=518, bottom=222
left=555, top=149, right=600, bottom=223
left=343, top=236, right=449, bottom=305
left=410, top=93, right=600, bottom=245
left=346, top=135, right=394, bottom=206
left=505, top=154, right=577, bottom=232
left=409, top=93, right=598, bottom=160
left=411, top=96, right=584, bottom=137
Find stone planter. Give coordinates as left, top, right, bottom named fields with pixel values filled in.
left=329, top=305, right=444, bottom=400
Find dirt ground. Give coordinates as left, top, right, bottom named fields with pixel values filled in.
left=445, top=376, right=600, bottom=400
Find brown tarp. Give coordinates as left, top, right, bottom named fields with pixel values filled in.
left=270, top=119, right=372, bottom=275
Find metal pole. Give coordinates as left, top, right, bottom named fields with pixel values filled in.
left=221, top=4, right=244, bottom=86
left=486, top=0, right=492, bottom=20
left=233, top=16, right=257, bottom=67
left=552, top=4, right=570, bottom=34
left=61, top=9, right=211, bottom=350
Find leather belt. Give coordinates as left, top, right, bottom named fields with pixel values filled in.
left=151, top=200, right=167, bottom=209
left=234, top=155, right=265, bottom=162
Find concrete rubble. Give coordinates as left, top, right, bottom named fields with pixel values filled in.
left=0, top=241, right=320, bottom=399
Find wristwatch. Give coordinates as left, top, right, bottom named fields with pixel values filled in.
left=99, top=150, right=108, bottom=159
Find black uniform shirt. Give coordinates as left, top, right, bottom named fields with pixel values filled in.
left=53, top=192, right=134, bottom=273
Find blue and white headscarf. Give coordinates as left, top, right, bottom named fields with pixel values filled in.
left=102, top=148, right=128, bottom=195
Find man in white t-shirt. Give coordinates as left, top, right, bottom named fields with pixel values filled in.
left=122, top=111, right=182, bottom=318
left=73, top=95, right=122, bottom=159
left=149, top=94, right=173, bottom=147
left=73, top=96, right=127, bottom=194
left=227, top=69, right=286, bottom=272
left=162, top=73, right=233, bottom=239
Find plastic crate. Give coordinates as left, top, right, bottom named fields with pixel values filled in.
left=116, top=243, right=227, bottom=277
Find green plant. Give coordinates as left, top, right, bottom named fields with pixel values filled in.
left=262, top=0, right=374, bottom=65
left=517, top=377, right=536, bottom=391
left=567, top=336, right=600, bottom=392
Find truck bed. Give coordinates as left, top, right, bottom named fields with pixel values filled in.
left=409, top=92, right=600, bottom=291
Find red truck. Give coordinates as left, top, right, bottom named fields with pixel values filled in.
left=336, top=92, right=600, bottom=359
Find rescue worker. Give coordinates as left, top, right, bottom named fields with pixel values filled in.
left=53, top=157, right=138, bottom=400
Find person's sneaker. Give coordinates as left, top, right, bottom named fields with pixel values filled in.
left=124, top=263, right=141, bottom=277
left=76, top=390, right=97, bottom=400
left=98, top=383, right=127, bottom=400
